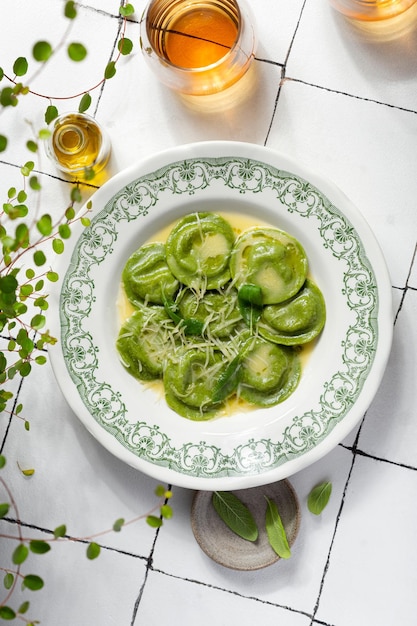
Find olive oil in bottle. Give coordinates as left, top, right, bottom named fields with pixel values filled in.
left=47, top=113, right=111, bottom=179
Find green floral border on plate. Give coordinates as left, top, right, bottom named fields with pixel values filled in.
left=60, top=156, right=378, bottom=478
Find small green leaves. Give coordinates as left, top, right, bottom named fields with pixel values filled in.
left=307, top=481, right=332, bottom=515
left=120, top=3, right=135, bottom=17
left=32, top=41, right=53, bottom=63
left=86, top=542, right=101, bottom=559
left=104, top=61, right=116, bottom=80
left=64, top=0, right=77, bottom=19
left=36, top=214, right=53, bottom=237
left=0, top=455, right=6, bottom=469
left=53, top=524, right=67, bottom=539
left=45, top=105, right=58, bottom=124
left=13, top=57, right=28, bottom=77
left=0, top=134, right=7, bottom=152
left=12, top=543, right=29, bottom=565
left=118, top=37, right=133, bottom=55
left=265, top=497, right=291, bottom=559
left=0, top=606, right=16, bottom=619
left=3, top=572, right=14, bottom=590
left=113, top=518, right=125, bottom=532
left=79, top=92, right=91, bottom=113
left=146, top=515, right=162, bottom=528
left=29, top=540, right=51, bottom=555
left=0, top=502, right=10, bottom=518
left=68, top=42, right=87, bottom=62
left=212, top=491, right=258, bottom=542
left=22, top=574, right=44, bottom=591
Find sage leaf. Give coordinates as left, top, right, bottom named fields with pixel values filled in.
left=238, top=283, right=263, bottom=327
left=307, top=481, right=332, bottom=515
left=212, top=491, right=258, bottom=542
left=265, top=497, right=291, bottom=559
left=213, top=355, right=241, bottom=402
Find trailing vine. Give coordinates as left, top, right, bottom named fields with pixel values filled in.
left=0, top=2, right=174, bottom=622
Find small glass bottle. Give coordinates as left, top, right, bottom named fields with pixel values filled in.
left=46, top=112, right=111, bottom=179
left=329, top=0, right=417, bottom=21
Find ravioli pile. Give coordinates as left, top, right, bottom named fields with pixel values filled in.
left=116, top=212, right=326, bottom=420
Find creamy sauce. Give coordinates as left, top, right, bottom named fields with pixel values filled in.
left=116, top=212, right=318, bottom=418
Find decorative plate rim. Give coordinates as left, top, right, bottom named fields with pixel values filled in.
left=49, top=141, right=393, bottom=490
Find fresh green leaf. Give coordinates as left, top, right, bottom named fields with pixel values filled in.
left=0, top=455, right=6, bottom=469
left=53, top=524, right=67, bottom=538
left=64, top=0, right=77, bottom=18
left=79, top=92, right=91, bottom=113
left=113, top=518, right=125, bottom=532
left=212, top=491, right=258, bottom=542
left=30, top=314, right=45, bottom=330
left=3, top=572, right=14, bottom=590
left=17, top=601, right=30, bottom=615
left=26, top=140, right=38, bottom=153
left=265, top=497, right=291, bottom=559
left=104, top=61, right=116, bottom=79
left=307, top=481, right=332, bottom=515
left=33, top=250, right=46, bottom=266
left=118, top=37, right=133, bottom=55
left=0, top=605, right=16, bottom=619
left=146, top=515, right=162, bottom=528
left=86, top=542, right=101, bottom=559
left=12, top=543, right=29, bottom=565
left=22, top=574, right=44, bottom=591
left=0, top=503, right=10, bottom=518
left=160, top=504, right=173, bottom=519
left=13, top=57, right=28, bottom=77
left=29, top=540, right=51, bottom=554
left=52, top=238, right=64, bottom=254
left=32, top=41, right=53, bottom=62
left=45, top=105, right=58, bottom=124
left=120, top=3, right=135, bottom=16
left=46, top=271, right=59, bottom=282
left=68, top=42, right=87, bottom=62
left=37, top=214, right=53, bottom=236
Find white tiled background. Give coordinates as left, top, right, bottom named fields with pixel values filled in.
left=1, top=1, right=417, bottom=624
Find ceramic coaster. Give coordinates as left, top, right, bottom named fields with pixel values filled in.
left=191, top=479, right=300, bottom=571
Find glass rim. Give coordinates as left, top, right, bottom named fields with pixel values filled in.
left=142, top=0, right=245, bottom=73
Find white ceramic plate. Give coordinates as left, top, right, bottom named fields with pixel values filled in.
left=49, top=141, right=393, bottom=490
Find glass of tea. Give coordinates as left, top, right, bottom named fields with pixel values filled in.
left=139, top=0, right=257, bottom=96
left=330, top=0, right=417, bottom=20
left=46, top=112, right=111, bottom=179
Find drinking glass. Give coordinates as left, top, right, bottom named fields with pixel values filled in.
left=140, top=0, right=257, bottom=96
left=330, top=0, right=417, bottom=20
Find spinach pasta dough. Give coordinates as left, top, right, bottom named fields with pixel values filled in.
left=116, top=212, right=326, bottom=420
left=230, top=227, right=308, bottom=304
left=166, top=212, right=235, bottom=290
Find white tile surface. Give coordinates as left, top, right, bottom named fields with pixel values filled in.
left=1, top=0, right=416, bottom=624
left=316, top=454, right=417, bottom=626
